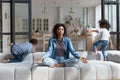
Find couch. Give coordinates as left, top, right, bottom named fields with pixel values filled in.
left=0, top=50, right=120, bottom=80
left=0, top=53, right=32, bottom=80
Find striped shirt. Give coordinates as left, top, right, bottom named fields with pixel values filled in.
left=12, top=42, right=33, bottom=57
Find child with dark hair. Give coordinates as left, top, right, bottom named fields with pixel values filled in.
left=2, top=38, right=38, bottom=63
left=87, top=19, right=114, bottom=61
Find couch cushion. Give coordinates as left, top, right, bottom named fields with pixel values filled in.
left=87, top=51, right=103, bottom=60
left=49, top=68, right=64, bottom=80
left=0, top=63, right=18, bottom=80
left=107, top=50, right=120, bottom=63
left=23, top=53, right=33, bottom=64
left=77, top=61, right=96, bottom=80
left=32, top=67, right=49, bottom=80
left=14, top=54, right=33, bottom=80
left=64, top=67, right=80, bottom=80
left=77, top=51, right=103, bottom=60
left=89, top=61, right=112, bottom=80
left=15, top=63, right=32, bottom=80
left=32, top=66, right=80, bottom=80
left=107, top=61, right=120, bottom=80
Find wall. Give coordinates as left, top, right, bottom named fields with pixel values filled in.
left=1, top=2, right=100, bottom=52
left=32, top=1, right=96, bottom=34
left=95, top=4, right=101, bottom=28
left=31, top=2, right=98, bottom=51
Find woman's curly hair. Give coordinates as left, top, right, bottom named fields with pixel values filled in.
left=52, top=23, right=67, bottom=38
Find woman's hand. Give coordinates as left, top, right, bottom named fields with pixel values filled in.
left=36, top=57, right=42, bottom=63
left=80, top=57, right=88, bottom=63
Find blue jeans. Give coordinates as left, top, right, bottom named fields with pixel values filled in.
left=8, top=51, right=24, bottom=63
left=42, top=56, right=79, bottom=67
left=93, top=40, right=109, bottom=61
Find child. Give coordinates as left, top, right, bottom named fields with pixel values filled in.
left=2, top=38, right=38, bottom=63
left=87, top=19, right=114, bottom=61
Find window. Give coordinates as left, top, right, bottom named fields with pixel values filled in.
left=105, top=5, right=117, bottom=32
left=32, top=18, right=49, bottom=33
left=102, top=0, right=120, bottom=50
left=0, top=0, right=31, bottom=53
left=105, top=0, right=117, bottom=1
left=22, top=19, right=28, bottom=32
left=43, top=19, right=48, bottom=31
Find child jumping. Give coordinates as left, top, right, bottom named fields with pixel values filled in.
left=87, top=19, right=114, bottom=61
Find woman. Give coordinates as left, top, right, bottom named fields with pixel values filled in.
left=37, top=23, right=87, bottom=67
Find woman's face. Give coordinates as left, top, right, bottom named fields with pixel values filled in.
left=56, top=26, right=64, bottom=37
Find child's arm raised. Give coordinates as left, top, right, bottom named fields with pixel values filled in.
left=87, top=29, right=99, bottom=33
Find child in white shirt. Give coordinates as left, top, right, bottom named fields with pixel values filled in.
left=87, top=19, right=114, bottom=61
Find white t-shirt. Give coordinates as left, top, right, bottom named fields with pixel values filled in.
left=98, top=28, right=110, bottom=41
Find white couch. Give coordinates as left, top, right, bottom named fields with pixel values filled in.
left=0, top=53, right=33, bottom=80
left=0, top=50, right=120, bottom=80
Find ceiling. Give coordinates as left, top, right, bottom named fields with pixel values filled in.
left=32, top=0, right=101, bottom=8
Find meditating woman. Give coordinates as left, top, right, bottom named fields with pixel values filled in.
left=36, top=23, right=87, bottom=67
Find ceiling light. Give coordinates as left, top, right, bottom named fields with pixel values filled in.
left=69, top=0, right=75, bottom=13
left=42, top=0, right=48, bottom=13
left=69, top=8, right=75, bottom=13
left=42, top=7, right=48, bottom=13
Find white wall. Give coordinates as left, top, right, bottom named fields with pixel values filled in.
left=31, top=3, right=98, bottom=50
left=32, top=5, right=96, bottom=34
left=95, top=4, right=101, bottom=28
left=88, top=7, right=95, bottom=28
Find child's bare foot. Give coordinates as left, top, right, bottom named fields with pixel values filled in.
left=1, top=60, right=9, bottom=63
left=49, top=64, right=66, bottom=68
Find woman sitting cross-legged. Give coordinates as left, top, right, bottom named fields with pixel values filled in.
left=36, top=23, right=87, bottom=68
